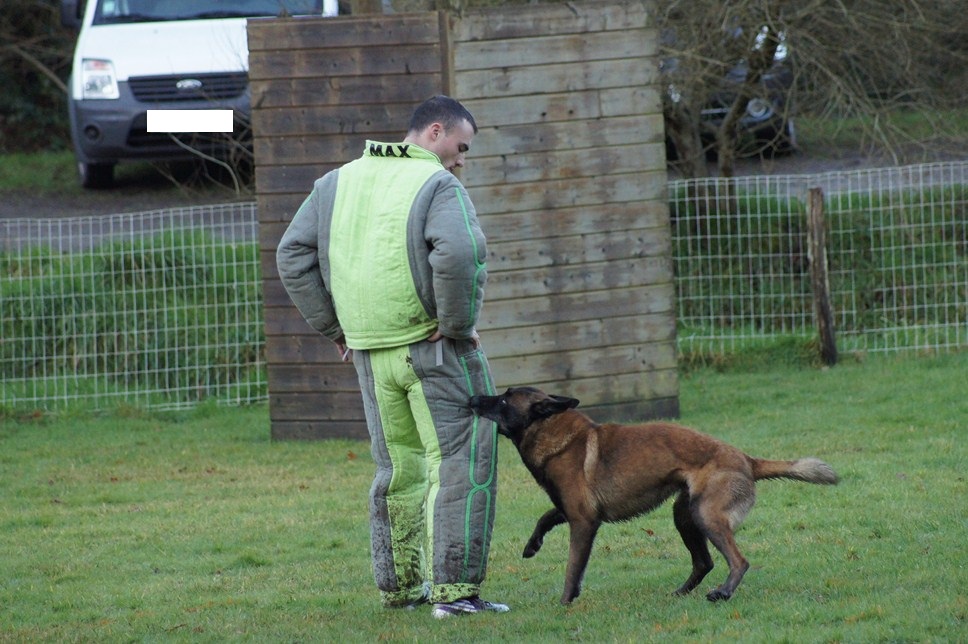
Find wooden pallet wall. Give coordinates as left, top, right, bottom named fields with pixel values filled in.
left=250, top=1, right=677, bottom=440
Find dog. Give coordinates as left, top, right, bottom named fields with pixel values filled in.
left=469, top=386, right=838, bottom=605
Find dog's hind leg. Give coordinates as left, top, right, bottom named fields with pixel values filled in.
left=702, top=527, right=749, bottom=601
left=695, top=475, right=754, bottom=601
left=672, top=492, right=714, bottom=596
left=523, top=507, right=567, bottom=558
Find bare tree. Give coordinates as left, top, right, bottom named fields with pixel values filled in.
left=657, top=0, right=968, bottom=178
left=6, top=0, right=964, bottom=180
left=0, top=0, right=74, bottom=151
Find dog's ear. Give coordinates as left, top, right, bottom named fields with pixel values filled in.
left=532, top=395, right=580, bottom=419
left=552, top=395, right=580, bottom=409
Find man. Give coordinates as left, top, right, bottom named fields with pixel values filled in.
left=276, top=96, right=506, bottom=619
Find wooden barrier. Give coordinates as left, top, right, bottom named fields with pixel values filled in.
left=250, top=1, right=678, bottom=440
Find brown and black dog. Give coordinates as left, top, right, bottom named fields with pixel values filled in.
left=469, top=386, right=838, bottom=605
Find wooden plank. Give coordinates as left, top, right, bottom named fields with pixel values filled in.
left=479, top=313, right=676, bottom=359
left=484, top=229, right=672, bottom=276
left=467, top=170, right=667, bottom=214
left=262, top=276, right=294, bottom=306
left=254, top=128, right=663, bottom=177
left=251, top=116, right=663, bottom=171
left=268, top=364, right=359, bottom=392
left=249, top=44, right=441, bottom=81
left=600, top=86, right=663, bottom=118
left=455, top=57, right=660, bottom=98
left=582, top=396, right=680, bottom=423
left=489, top=341, right=677, bottom=385
left=479, top=201, right=668, bottom=245
left=255, top=164, right=334, bottom=195
left=455, top=28, right=653, bottom=71
left=478, top=284, right=675, bottom=329
left=269, top=391, right=363, bottom=420
left=247, top=14, right=440, bottom=53
left=513, top=369, right=680, bottom=407
left=258, top=228, right=292, bottom=260
left=257, top=195, right=314, bottom=224
left=452, top=1, right=650, bottom=42
left=253, top=136, right=379, bottom=174
left=270, top=419, right=369, bottom=441
left=485, top=256, right=672, bottom=300
left=469, top=142, right=665, bottom=187
left=462, top=87, right=661, bottom=128
left=267, top=336, right=351, bottom=365
left=465, top=114, right=664, bottom=158
left=265, top=305, right=327, bottom=335
left=252, top=103, right=410, bottom=138
left=252, top=73, right=441, bottom=109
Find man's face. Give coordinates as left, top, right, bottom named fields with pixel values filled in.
left=424, top=119, right=475, bottom=173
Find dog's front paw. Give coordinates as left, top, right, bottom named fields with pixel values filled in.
left=522, top=538, right=542, bottom=558
left=706, top=587, right=732, bottom=602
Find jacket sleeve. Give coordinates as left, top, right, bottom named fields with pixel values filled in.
left=275, top=177, right=343, bottom=341
left=423, top=175, right=488, bottom=340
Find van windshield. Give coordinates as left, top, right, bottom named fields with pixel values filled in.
left=93, top=0, right=325, bottom=25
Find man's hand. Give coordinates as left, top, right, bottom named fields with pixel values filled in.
left=427, top=328, right=480, bottom=348
left=335, top=336, right=352, bottom=362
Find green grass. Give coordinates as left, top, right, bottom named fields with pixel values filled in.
left=0, top=150, right=249, bottom=196
left=796, top=108, right=968, bottom=155
left=2, top=353, right=965, bottom=641
left=0, top=150, right=76, bottom=193
left=1, top=232, right=265, bottom=412
left=0, top=150, right=161, bottom=195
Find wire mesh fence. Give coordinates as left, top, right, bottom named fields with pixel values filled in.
left=2, top=162, right=965, bottom=413
left=671, top=161, right=967, bottom=359
left=1, top=202, right=265, bottom=412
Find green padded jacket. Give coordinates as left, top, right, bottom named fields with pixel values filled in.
left=276, top=140, right=488, bottom=350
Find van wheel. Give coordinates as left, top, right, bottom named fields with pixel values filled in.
left=79, top=162, right=115, bottom=189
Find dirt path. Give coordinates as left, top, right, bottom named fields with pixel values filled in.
left=0, top=163, right=248, bottom=219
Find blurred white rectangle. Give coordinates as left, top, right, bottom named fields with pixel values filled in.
left=147, top=109, right=234, bottom=133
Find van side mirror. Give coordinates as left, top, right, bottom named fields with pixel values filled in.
left=60, top=0, right=83, bottom=29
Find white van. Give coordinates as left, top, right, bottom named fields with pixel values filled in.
left=60, top=0, right=338, bottom=188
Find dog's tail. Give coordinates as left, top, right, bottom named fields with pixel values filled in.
left=751, top=457, right=838, bottom=485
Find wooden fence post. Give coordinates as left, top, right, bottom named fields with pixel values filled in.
left=806, top=187, right=837, bottom=366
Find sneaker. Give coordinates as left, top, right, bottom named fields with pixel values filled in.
left=431, top=596, right=510, bottom=619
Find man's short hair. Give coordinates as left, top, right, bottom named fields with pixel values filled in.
left=408, top=95, right=478, bottom=135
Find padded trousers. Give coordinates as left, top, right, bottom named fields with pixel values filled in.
left=352, top=337, right=498, bottom=606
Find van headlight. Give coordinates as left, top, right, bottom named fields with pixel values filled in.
left=81, top=59, right=119, bottom=99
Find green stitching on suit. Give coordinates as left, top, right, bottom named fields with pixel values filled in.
left=455, top=187, right=486, bottom=324
left=459, top=350, right=496, bottom=581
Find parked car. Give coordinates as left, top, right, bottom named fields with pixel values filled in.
left=702, top=55, right=796, bottom=156
left=662, top=27, right=797, bottom=160
left=60, top=0, right=339, bottom=189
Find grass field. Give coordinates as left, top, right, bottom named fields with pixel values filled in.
left=1, top=353, right=965, bottom=642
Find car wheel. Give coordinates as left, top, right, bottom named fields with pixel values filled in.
left=79, top=162, right=115, bottom=189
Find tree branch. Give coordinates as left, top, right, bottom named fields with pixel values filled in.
left=2, top=42, right=68, bottom=95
